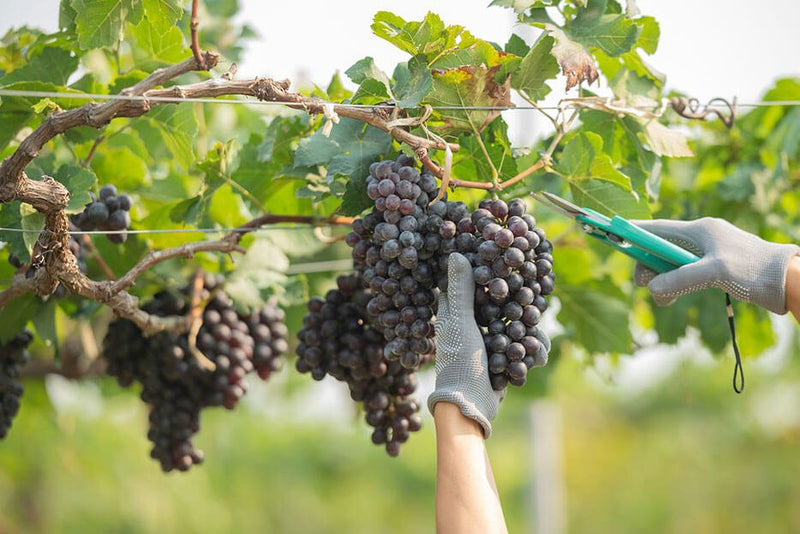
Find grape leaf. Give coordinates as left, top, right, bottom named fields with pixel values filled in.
left=351, top=78, right=393, bottom=105
left=504, top=34, right=530, bottom=57
left=130, top=14, right=186, bottom=67
left=371, top=11, right=469, bottom=59
left=557, top=281, right=633, bottom=353
left=0, top=46, right=78, bottom=87
left=224, top=235, right=289, bottom=313
left=0, top=202, right=30, bottom=264
left=340, top=173, right=372, bottom=216
left=427, top=65, right=512, bottom=133
left=392, top=55, right=432, bottom=108
left=634, top=16, right=659, bottom=54
left=455, top=120, right=518, bottom=184
left=142, top=0, right=183, bottom=25
left=133, top=105, right=197, bottom=168
left=0, top=293, right=40, bottom=343
left=71, top=0, right=145, bottom=50
left=570, top=0, right=641, bottom=56
left=345, top=57, right=392, bottom=87
left=510, top=34, right=559, bottom=101
left=640, top=120, right=694, bottom=158
left=558, top=132, right=631, bottom=190
left=32, top=298, right=59, bottom=350
left=569, top=179, right=650, bottom=218
left=54, top=164, right=97, bottom=213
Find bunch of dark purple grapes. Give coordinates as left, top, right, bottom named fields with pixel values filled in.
left=453, top=198, right=554, bottom=390
left=102, top=276, right=289, bottom=472
left=296, top=273, right=422, bottom=457
left=346, top=154, right=442, bottom=371
left=71, top=184, right=133, bottom=243
left=0, top=330, right=33, bottom=439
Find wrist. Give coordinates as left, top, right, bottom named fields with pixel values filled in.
left=786, top=254, right=800, bottom=319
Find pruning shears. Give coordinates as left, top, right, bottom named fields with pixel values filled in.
left=531, top=192, right=700, bottom=273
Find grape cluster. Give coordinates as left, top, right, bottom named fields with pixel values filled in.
left=0, top=330, right=33, bottom=439
left=346, top=154, right=443, bottom=371
left=450, top=198, right=554, bottom=390
left=296, top=273, right=422, bottom=457
left=71, top=184, right=133, bottom=243
left=103, top=277, right=289, bottom=472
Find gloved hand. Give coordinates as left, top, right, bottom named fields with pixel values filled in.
left=633, top=217, right=800, bottom=314
left=429, top=253, right=505, bottom=438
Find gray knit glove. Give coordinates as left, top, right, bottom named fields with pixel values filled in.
left=633, top=217, right=800, bottom=314
left=428, top=253, right=504, bottom=438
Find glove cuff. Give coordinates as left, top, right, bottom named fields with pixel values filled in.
left=754, top=244, right=800, bottom=314
left=428, top=390, right=494, bottom=438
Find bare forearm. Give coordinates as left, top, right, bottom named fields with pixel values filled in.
left=433, top=402, right=508, bottom=534
left=786, top=255, right=800, bottom=322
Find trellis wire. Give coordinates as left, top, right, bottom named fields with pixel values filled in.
left=1, top=88, right=799, bottom=111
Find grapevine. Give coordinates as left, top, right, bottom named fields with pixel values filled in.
left=102, top=275, right=289, bottom=472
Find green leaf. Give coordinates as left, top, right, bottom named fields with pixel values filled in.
left=327, top=121, right=393, bottom=179
left=569, top=179, right=650, bottom=218
left=570, top=0, right=641, bottom=56
left=455, top=120, right=518, bottom=184
left=169, top=195, right=203, bottom=225
left=558, top=132, right=632, bottom=189
left=325, top=73, right=352, bottom=102
left=31, top=298, right=59, bottom=349
left=54, top=164, right=97, bottom=213
left=0, top=202, right=30, bottom=263
left=371, top=11, right=475, bottom=62
left=504, top=34, right=529, bottom=57
left=558, top=281, right=633, bottom=353
left=392, top=55, right=432, bottom=108
left=351, top=78, right=392, bottom=105
left=71, top=0, right=145, bottom=49
left=345, top=57, right=391, bottom=86
left=0, top=46, right=78, bottom=87
left=340, top=172, right=372, bottom=216
left=296, top=118, right=392, bottom=186
left=0, top=293, right=40, bottom=343
left=510, top=34, right=559, bottom=101
left=225, top=235, right=289, bottom=312
left=294, top=131, right=340, bottom=168
left=651, top=293, right=692, bottom=344
left=372, top=11, right=447, bottom=57
left=635, top=16, right=659, bottom=54
left=131, top=14, right=186, bottom=67
left=427, top=65, right=511, bottom=133
left=640, top=120, right=694, bottom=158
left=20, top=203, right=45, bottom=253
left=133, top=104, right=197, bottom=168
left=143, top=0, right=183, bottom=25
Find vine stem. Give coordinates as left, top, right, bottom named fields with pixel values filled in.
left=190, top=0, right=206, bottom=69
left=186, top=270, right=215, bottom=370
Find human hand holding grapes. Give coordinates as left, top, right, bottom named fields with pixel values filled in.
left=428, top=252, right=505, bottom=438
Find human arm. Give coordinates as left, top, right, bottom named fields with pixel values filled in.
left=633, top=217, right=800, bottom=316
left=785, top=255, right=800, bottom=322
left=433, top=402, right=507, bottom=534
left=429, top=253, right=507, bottom=534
